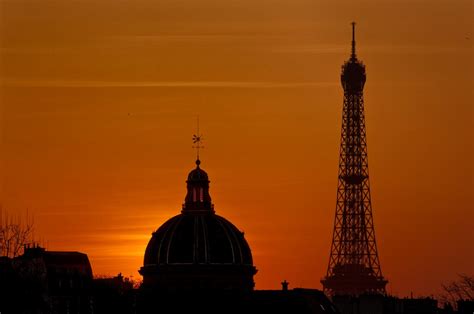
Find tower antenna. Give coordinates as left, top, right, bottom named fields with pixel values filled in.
left=351, top=21, right=357, bottom=60
left=192, top=116, right=204, bottom=164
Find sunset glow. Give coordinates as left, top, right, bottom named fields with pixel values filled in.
left=1, top=0, right=473, bottom=297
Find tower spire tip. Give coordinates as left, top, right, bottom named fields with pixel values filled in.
left=351, top=21, right=357, bottom=60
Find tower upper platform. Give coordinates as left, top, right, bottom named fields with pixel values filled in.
left=341, top=22, right=366, bottom=93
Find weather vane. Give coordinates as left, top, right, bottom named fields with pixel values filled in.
left=192, top=116, right=203, bottom=162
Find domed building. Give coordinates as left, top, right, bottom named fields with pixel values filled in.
left=139, top=159, right=257, bottom=291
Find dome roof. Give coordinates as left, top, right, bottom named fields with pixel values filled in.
left=140, top=159, right=256, bottom=291
left=144, top=213, right=253, bottom=266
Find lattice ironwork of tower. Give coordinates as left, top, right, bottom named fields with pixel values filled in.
left=321, top=23, right=388, bottom=296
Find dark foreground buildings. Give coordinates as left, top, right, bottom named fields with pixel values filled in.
left=0, top=245, right=93, bottom=313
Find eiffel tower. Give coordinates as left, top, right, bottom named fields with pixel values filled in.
left=321, top=23, right=388, bottom=296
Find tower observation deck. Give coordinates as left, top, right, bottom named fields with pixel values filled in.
left=321, top=23, right=388, bottom=296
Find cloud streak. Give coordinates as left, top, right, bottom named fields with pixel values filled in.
left=272, top=44, right=473, bottom=55
left=3, top=80, right=338, bottom=88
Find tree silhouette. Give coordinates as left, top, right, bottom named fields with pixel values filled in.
left=0, top=208, right=34, bottom=257
left=440, top=274, right=474, bottom=309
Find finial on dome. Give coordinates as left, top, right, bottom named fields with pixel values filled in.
left=351, top=21, right=357, bottom=61
left=192, top=116, right=204, bottom=163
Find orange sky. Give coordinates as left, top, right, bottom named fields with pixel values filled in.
left=0, top=0, right=473, bottom=297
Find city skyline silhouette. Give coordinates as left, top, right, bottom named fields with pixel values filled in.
left=0, top=0, right=472, bottom=301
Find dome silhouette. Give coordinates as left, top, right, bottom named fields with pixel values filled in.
left=139, top=159, right=257, bottom=291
